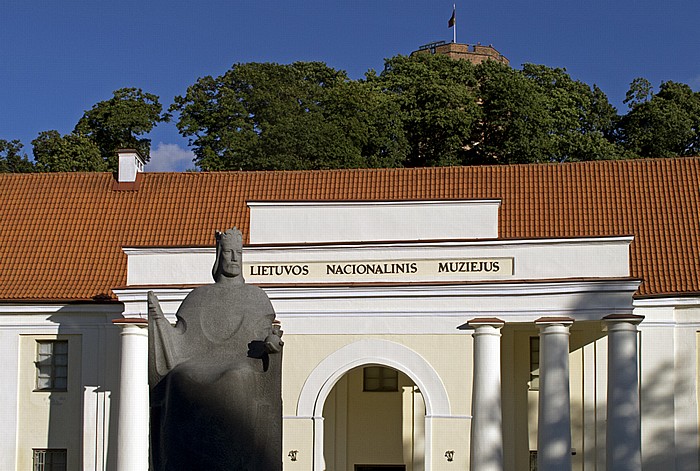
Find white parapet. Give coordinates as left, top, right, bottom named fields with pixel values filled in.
left=248, top=200, right=501, bottom=244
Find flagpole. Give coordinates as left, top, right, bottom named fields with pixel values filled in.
left=453, top=4, right=456, bottom=43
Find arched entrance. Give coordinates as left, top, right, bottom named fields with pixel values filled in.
left=323, top=365, right=425, bottom=471
left=296, top=340, right=451, bottom=471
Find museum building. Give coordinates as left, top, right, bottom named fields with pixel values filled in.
left=0, top=151, right=699, bottom=471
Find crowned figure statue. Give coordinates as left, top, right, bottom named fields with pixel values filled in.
left=148, top=228, right=283, bottom=470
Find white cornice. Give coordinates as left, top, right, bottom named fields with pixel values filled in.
left=0, top=303, right=123, bottom=314
left=123, top=247, right=215, bottom=255
left=112, top=287, right=192, bottom=302
left=247, top=199, right=502, bottom=207
left=639, top=321, right=700, bottom=329
left=262, top=279, right=642, bottom=299
left=112, top=279, right=641, bottom=327
left=633, top=296, right=700, bottom=308
left=113, top=279, right=640, bottom=300
left=120, top=236, right=634, bottom=253
left=244, top=236, right=635, bottom=251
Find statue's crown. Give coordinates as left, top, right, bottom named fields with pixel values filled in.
left=216, top=228, right=243, bottom=249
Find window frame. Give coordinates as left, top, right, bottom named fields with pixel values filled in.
left=32, top=448, right=67, bottom=471
left=34, top=340, right=68, bottom=392
left=529, top=336, right=540, bottom=391
left=363, top=366, right=399, bottom=392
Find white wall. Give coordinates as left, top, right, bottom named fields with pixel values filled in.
left=0, top=305, right=122, bottom=471
left=248, top=200, right=501, bottom=244
left=634, top=299, right=700, bottom=471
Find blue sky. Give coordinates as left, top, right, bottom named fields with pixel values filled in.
left=2, top=1, right=699, bottom=171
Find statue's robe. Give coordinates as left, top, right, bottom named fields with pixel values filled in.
left=149, top=282, right=282, bottom=471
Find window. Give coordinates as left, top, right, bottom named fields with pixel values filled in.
left=33, top=449, right=67, bottom=471
left=529, top=450, right=537, bottom=471
left=35, top=340, right=68, bottom=391
left=529, top=336, right=540, bottom=391
left=363, top=366, right=398, bottom=392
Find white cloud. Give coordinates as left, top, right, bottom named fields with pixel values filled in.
left=690, top=74, right=700, bottom=91
left=146, top=142, right=196, bottom=172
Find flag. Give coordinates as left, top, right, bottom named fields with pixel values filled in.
left=448, top=6, right=456, bottom=28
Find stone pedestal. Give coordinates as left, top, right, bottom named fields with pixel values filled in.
left=535, top=317, right=573, bottom=471
left=113, top=318, right=149, bottom=471
left=468, top=318, right=504, bottom=471
left=604, top=314, right=643, bottom=471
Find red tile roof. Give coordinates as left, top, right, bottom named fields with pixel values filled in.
left=1, top=158, right=698, bottom=301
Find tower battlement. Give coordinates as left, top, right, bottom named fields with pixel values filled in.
left=412, top=41, right=509, bottom=66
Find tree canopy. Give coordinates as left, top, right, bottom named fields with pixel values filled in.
left=2, top=55, right=700, bottom=173
left=172, top=62, right=406, bottom=170
left=32, top=131, right=106, bottom=172
left=618, top=80, right=700, bottom=158
left=0, top=140, right=34, bottom=173
left=172, top=55, right=696, bottom=171
left=367, top=53, right=480, bottom=167
left=476, top=62, right=624, bottom=164
left=73, top=87, right=167, bottom=169
left=1, top=88, right=166, bottom=173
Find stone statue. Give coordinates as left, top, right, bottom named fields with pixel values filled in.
left=148, top=228, right=283, bottom=471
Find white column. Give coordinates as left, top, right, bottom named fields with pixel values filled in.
left=535, top=317, right=573, bottom=471
left=113, top=318, right=149, bottom=471
left=468, top=318, right=504, bottom=471
left=603, top=314, right=643, bottom=471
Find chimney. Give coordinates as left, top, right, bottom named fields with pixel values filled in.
left=117, top=149, right=145, bottom=183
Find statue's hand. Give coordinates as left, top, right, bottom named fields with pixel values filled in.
left=264, top=334, right=284, bottom=354
left=148, top=291, right=165, bottom=319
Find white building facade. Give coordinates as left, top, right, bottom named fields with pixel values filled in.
left=0, top=158, right=698, bottom=470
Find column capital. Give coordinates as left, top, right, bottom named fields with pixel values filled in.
left=112, top=317, right=148, bottom=328
left=535, top=316, right=573, bottom=327
left=467, top=317, right=505, bottom=329
left=602, top=313, right=644, bottom=325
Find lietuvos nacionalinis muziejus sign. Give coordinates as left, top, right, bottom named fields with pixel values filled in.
left=244, top=258, right=514, bottom=283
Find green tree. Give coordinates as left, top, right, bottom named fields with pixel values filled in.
left=473, top=62, right=625, bottom=163
left=369, top=53, right=480, bottom=167
left=623, top=77, right=653, bottom=108
left=0, top=139, right=34, bottom=173
left=472, top=60, right=553, bottom=164
left=32, top=130, right=106, bottom=172
left=618, top=80, right=700, bottom=158
left=520, top=64, right=624, bottom=162
left=172, top=62, right=406, bottom=170
left=74, top=87, right=167, bottom=169
left=171, top=58, right=696, bottom=171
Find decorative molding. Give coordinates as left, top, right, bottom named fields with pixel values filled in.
left=263, top=279, right=641, bottom=299
left=244, top=235, right=635, bottom=251
left=0, top=303, right=123, bottom=314
left=535, top=316, right=575, bottom=324
left=247, top=199, right=502, bottom=207
left=112, top=318, right=148, bottom=325
left=123, top=247, right=215, bottom=255
left=111, top=279, right=641, bottom=330
left=633, top=296, right=700, bottom=308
